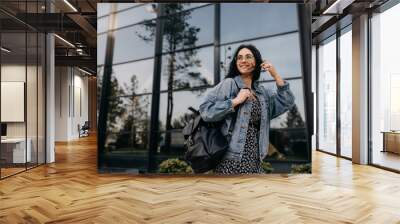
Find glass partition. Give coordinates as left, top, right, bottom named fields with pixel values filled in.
left=0, top=3, right=46, bottom=179
left=1, top=31, right=28, bottom=177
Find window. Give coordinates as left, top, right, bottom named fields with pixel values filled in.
left=161, top=5, right=214, bottom=53
left=220, top=32, right=302, bottom=81
left=260, top=79, right=308, bottom=161
left=220, top=3, right=298, bottom=44
left=112, top=24, right=156, bottom=64
left=115, top=4, right=157, bottom=29
left=339, top=26, right=352, bottom=158
left=161, top=46, right=214, bottom=91
left=317, top=35, right=337, bottom=155
left=112, top=59, right=154, bottom=95
left=370, top=3, right=400, bottom=171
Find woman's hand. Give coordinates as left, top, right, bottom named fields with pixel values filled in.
left=232, top=89, right=252, bottom=107
left=261, top=60, right=285, bottom=86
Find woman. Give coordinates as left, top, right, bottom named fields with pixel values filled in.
left=199, top=44, right=295, bottom=174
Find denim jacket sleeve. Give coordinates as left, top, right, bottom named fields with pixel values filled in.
left=264, top=81, right=295, bottom=119
left=199, top=78, right=237, bottom=122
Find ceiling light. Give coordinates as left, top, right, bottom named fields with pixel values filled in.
left=54, top=34, right=75, bottom=48
left=1, top=47, right=11, bottom=53
left=78, top=67, right=93, bottom=76
left=322, top=0, right=354, bottom=15
left=63, top=0, right=78, bottom=12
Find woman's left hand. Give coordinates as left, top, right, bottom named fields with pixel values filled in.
left=261, top=60, right=278, bottom=78
left=261, top=60, right=285, bottom=86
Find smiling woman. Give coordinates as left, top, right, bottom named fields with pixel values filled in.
left=199, top=44, right=295, bottom=174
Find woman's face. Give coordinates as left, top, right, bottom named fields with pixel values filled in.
left=236, top=48, right=256, bottom=75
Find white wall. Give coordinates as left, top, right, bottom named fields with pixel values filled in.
left=1, top=65, right=36, bottom=138
left=55, top=67, right=89, bottom=141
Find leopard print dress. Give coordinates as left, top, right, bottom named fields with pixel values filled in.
left=214, top=96, right=264, bottom=174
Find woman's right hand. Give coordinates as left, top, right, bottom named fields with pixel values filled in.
left=232, top=89, right=252, bottom=108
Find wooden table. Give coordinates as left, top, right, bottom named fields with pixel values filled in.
left=381, top=131, right=400, bottom=154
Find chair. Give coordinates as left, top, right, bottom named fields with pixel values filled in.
left=79, top=121, right=90, bottom=138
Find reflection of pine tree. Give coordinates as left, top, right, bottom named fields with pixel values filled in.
left=138, top=3, right=210, bottom=153
left=115, top=75, right=150, bottom=149
left=282, top=105, right=305, bottom=128
left=107, top=75, right=126, bottom=132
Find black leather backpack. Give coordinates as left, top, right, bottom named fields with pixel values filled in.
left=182, top=80, right=240, bottom=173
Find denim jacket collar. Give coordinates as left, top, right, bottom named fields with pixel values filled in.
left=233, top=75, right=263, bottom=94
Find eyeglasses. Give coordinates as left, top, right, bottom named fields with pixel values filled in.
left=236, top=54, right=255, bottom=62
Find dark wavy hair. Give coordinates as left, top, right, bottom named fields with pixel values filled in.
left=225, top=44, right=263, bottom=83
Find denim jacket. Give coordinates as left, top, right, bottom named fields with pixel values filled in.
left=199, top=75, right=295, bottom=161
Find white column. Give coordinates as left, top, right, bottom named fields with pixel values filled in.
left=352, top=14, right=369, bottom=164
left=46, top=33, right=55, bottom=163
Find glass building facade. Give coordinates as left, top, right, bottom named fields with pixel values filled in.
left=98, top=3, right=311, bottom=173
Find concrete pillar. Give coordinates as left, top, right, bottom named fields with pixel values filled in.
left=352, top=14, right=369, bottom=164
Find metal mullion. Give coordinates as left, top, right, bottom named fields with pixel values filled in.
left=97, top=42, right=215, bottom=68
left=297, top=3, right=313, bottom=163
left=97, top=3, right=145, bottom=19
left=0, top=23, right=2, bottom=179
left=98, top=3, right=117, bottom=170
left=367, top=11, right=373, bottom=165
left=214, top=3, right=220, bottom=84
left=36, top=0, right=39, bottom=167
left=25, top=0, right=28, bottom=171
left=98, top=3, right=213, bottom=35
left=336, top=29, right=341, bottom=157
left=219, top=30, right=299, bottom=48
left=148, top=4, right=165, bottom=172
left=44, top=0, right=47, bottom=164
left=316, top=44, right=319, bottom=151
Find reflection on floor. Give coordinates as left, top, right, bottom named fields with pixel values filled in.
left=0, top=136, right=400, bottom=222
left=0, top=163, right=43, bottom=178
left=372, top=150, right=400, bottom=171
left=0, top=167, right=25, bottom=178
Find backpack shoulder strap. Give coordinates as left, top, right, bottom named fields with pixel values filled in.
left=227, top=78, right=240, bottom=139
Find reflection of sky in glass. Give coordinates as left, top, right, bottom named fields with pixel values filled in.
left=159, top=88, right=212, bottom=130
left=98, top=3, right=110, bottom=17
left=260, top=79, right=305, bottom=128
left=112, top=24, right=155, bottom=64
left=220, top=3, right=298, bottom=44
left=97, top=16, right=109, bottom=33
left=161, top=46, right=214, bottom=90
left=97, top=34, right=106, bottom=65
left=162, top=5, right=214, bottom=52
left=220, top=32, right=302, bottom=81
left=164, top=3, right=210, bottom=14
left=112, top=59, right=154, bottom=95
left=117, top=3, right=143, bottom=11
left=115, top=5, right=157, bottom=29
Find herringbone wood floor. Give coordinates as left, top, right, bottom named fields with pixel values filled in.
left=1, top=135, right=400, bottom=224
